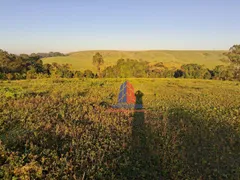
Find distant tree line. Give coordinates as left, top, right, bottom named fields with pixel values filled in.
left=36, top=52, right=65, bottom=58
left=0, top=45, right=239, bottom=81
left=0, top=50, right=95, bottom=80
left=101, top=59, right=238, bottom=80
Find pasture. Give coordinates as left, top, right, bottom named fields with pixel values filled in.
left=42, top=50, right=227, bottom=71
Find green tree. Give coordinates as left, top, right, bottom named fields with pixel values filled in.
left=74, top=71, right=83, bottom=78
left=102, top=66, right=118, bottom=78
left=174, top=69, right=184, bottom=78
left=224, top=45, right=240, bottom=66
left=49, top=63, right=73, bottom=78
left=0, top=49, right=10, bottom=73
left=181, top=64, right=209, bottom=79
left=224, top=45, right=240, bottom=80
left=43, top=64, right=53, bottom=75
left=213, top=65, right=235, bottom=80
left=84, top=70, right=94, bottom=78
left=92, top=52, right=104, bottom=78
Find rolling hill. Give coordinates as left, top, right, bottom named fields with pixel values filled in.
left=42, top=50, right=227, bottom=72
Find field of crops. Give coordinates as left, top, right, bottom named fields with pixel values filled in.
left=0, top=78, right=239, bottom=179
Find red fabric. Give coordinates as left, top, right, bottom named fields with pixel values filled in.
left=126, top=81, right=136, bottom=104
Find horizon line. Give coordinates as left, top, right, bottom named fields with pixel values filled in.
left=2, top=48, right=228, bottom=55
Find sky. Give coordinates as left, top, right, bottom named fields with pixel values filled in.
left=0, top=0, right=239, bottom=54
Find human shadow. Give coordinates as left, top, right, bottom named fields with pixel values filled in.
left=124, top=105, right=240, bottom=179
left=125, top=90, right=163, bottom=179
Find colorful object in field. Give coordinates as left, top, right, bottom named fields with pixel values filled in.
left=112, top=81, right=143, bottom=109
left=118, top=81, right=136, bottom=104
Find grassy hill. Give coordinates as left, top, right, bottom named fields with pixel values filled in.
left=42, top=50, right=227, bottom=72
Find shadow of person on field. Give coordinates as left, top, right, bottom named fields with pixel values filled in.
left=132, top=90, right=146, bottom=165
left=131, top=90, right=147, bottom=178
left=124, top=90, right=163, bottom=179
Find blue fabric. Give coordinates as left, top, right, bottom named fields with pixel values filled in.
left=118, top=92, right=122, bottom=103
left=118, top=81, right=134, bottom=103
left=123, top=95, right=127, bottom=103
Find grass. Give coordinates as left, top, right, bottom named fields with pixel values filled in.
left=42, top=50, right=228, bottom=72
left=0, top=78, right=239, bottom=179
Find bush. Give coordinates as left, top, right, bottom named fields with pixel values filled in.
left=0, top=73, right=5, bottom=79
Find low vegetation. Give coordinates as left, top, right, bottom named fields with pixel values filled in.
left=0, top=45, right=239, bottom=179
left=0, top=78, right=239, bottom=179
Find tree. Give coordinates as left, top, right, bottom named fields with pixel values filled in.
left=49, top=63, right=73, bottom=78
left=203, top=70, right=212, bottom=79
left=83, top=70, right=94, bottom=78
left=0, top=49, right=10, bottom=73
left=224, top=45, right=240, bottom=80
left=92, top=52, right=104, bottom=78
left=43, top=64, right=53, bottom=75
left=37, top=52, right=65, bottom=58
left=181, top=64, right=209, bottom=79
left=74, top=71, right=83, bottom=78
left=174, top=69, right=184, bottom=78
left=213, top=65, right=235, bottom=80
left=224, top=45, right=240, bottom=66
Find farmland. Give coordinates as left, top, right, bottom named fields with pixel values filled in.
left=0, top=78, right=239, bottom=179
left=42, top=50, right=227, bottom=71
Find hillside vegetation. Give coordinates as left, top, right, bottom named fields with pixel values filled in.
left=2, top=47, right=239, bottom=81
left=42, top=50, right=227, bottom=71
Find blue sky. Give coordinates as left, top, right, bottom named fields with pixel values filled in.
left=0, top=0, right=239, bottom=53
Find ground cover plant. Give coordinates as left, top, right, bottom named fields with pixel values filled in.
left=0, top=78, right=239, bottom=179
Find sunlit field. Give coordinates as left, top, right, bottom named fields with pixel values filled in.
left=0, top=78, right=239, bottom=179
left=42, top=50, right=227, bottom=71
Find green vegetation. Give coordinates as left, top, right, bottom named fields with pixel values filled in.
left=224, top=45, right=240, bottom=66
left=1, top=45, right=240, bottom=81
left=92, top=52, right=104, bottom=78
left=42, top=50, right=227, bottom=71
left=0, top=46, right=239, bottom=178
left=0, top=78, right=239, bottom=179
